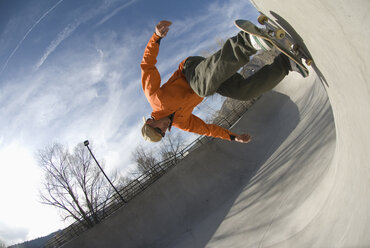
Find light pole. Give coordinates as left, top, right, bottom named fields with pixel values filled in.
left=84, top=140, right=126, bottom=203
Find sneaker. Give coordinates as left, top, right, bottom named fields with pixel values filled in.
left=249, top=34, right=273, bottom=51
left=289, top=58, right=309, bottom=78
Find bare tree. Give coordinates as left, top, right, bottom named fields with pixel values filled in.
left=117, top=175, right=133, bottom=188
left=131, top=145, right=158, bottom=176
left=160, top=132, right=186, bottom=161
left=38, top=143, right=117, bottom=228
left=130, top=132, right=187, bottom=182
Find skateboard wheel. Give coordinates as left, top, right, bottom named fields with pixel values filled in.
left=291, top=44, right=300, bottom=52
left=258, top=14, right=268, bottom=25
left=305, top=59, right=313, bottom=66
left=275, top=29, right=285, bottom=40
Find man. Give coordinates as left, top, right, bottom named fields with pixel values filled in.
left=141, top=20, right=307, bottom=143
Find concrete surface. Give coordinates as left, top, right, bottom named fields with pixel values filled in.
left=62, top=0, right=370, bottom=247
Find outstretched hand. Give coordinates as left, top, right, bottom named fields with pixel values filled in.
left=235, top=134, right=252, bottom=144
left=155, top=20, right=172, bottom=37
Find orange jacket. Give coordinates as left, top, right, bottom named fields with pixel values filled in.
left=141, top=33, right=236, bottom=141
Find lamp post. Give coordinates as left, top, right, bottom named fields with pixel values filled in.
left=84, top=140, right=126, bottom=203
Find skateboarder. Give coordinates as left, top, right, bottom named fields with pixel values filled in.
left=141, top=20, right=306, bottom=143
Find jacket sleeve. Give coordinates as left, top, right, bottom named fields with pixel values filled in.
left=178, top=114, right=237, bottom=141
left=141, top=33, right=162, bottom=98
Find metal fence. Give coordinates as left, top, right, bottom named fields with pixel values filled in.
left=44, top=97, right=260, bottom=248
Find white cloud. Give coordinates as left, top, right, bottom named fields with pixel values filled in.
left=0, top=142, right=63, bottom=244
left=35, top=22, right=80, bottom=70
left=0, top=0, right=65, bottom=75
left=96, top=0, right=140, bottom=26
left=34, top=0, right=139, bottom=71
left=0, top=222, right=28, bottom=246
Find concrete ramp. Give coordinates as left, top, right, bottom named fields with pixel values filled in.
left=63, top=0, right=370, bottom=247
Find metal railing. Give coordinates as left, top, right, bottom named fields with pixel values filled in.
left=45, top=97, right=260, bottom=248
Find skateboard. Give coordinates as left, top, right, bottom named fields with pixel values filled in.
left=235, top=15, right=312, bottom=75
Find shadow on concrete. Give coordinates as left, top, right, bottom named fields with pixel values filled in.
left=175, top=77, right=335, bottom=247
left=168, top=90, right=301, bottom=248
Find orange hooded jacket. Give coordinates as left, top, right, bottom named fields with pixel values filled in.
left=141, top=33, right=236, bottom=141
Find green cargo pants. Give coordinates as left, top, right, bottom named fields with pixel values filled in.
left=182, top=31, right=290, bottom=100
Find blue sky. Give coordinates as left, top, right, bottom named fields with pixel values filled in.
left=0, top=0, right=258, bottom=245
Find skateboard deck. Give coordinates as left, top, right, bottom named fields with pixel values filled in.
left=235, top=18, right=311, bottom=75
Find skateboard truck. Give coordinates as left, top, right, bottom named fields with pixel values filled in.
left=257, top=14, right=313, bottom=66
